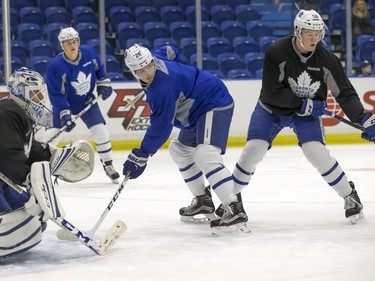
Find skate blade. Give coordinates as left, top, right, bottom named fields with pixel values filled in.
left=211, top=222, right=251, bottom=236
left=349, top=210, right=365, bottom=224
left=180, top=213, right=216, bottom=224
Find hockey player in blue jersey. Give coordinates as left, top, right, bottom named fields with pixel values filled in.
left=44, top=27, right=120, bottom=183
left=122, top=44, right=250, bottom=235
left=232, top=10, right=375, bottom=224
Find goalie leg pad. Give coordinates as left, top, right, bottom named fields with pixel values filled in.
left=30, top=161, right=65, bottom=221
left=49, top=140, right=95, bottom=183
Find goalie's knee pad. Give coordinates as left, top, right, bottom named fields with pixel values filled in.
left=0, top=209, right=44, bottom=259
left=30, top=161, right=65, bottom=221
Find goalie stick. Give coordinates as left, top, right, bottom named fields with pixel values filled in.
left=57, top=172, right=131, bottom=241
left=45, top=96, right=101, bottom=144
left=0, top=171, right=126, bottom=255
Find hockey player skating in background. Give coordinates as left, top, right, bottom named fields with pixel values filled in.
left=0, top=68, right=68, bottom=258
left=43, top=27, right=120, bottom=183
left=123, top=44, right=250, bottom=235
left=231, top=9, right=375, bottom=224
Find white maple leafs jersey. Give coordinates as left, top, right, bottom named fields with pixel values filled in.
left=46, top=45, right=106, bottom=115
left=259, top=36, right=365, bottom=123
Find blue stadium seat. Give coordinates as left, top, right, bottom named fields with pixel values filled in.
left=207, top=37, right=233, bottom=57
left=72, top=6, right=97, bottom=24
left=37, top=0, right=65, bottom=12
left=29, top=39, right=55, bottom=57
left=11, top=0, right=36, bottom=12
left=201, top=21, right=221, bottom=41
left=203, top=0, right=226, bottom=10
left=86, top=39, right=113, bottom=55
left=190, top=53, right=218, bottom=70
left=105, top=0, right=127, bottom=14
left=246, top=21, right=273, bottom=42
left=318, top=0, right=343, bottom=15
left=255, top=68, right=263, bottom=78
left=44, top=22, right=69, bottom=45
left=109, top=6, right=133, bottom=33
left=179, top=0, right=195, bottom=10
left=116, top=22, right=143, bottom=49
left=249, top=3, right=279, bottom=15
left=75, top=22, right=99, bottom=44
left=180, top=37, right=208, bottom=58
left=17, top=23, right=43, bottom=45
left=258, top=36, right=278, bottom=52
left=0, top=8, right=19, bottom=35
left=143, top=22, right=169, bottom=45
left=227, top=0, right=251, bottom=10
left=244, top=52, right=265, bottom=76
left=153, top=37, right=178, bottom=48
left=355, top=35, right=375, bottom=63
left=235, top=5, right=261, bottom=26
left=7, top=40, right=28, bottom=65
left=328, top=4, right=346, bottom=32
left=221, top=21, right=247, bottom=41
left=128, top=0, right=152, bottom=10
left=126, top=38, right=152, bottom=49
left=210, top=5, right=236, bottom=25
left=45, top=6, right=71, bottom=24
left=233, top=37, right=259, bottom=58
left=134, top=6, right=159, bottom=26
left=0, top=57, right=24, bottom=73
left=217, top=53, right=245, bottom=76
left=206, top=69, right=225, bottom=78
left=170, top=21, right=194, bottom=44
left=153, top=0, right=177, bottom=11
left=160, top=6, right=185, bottom=24
left=65, top=0, right=90, bottom=12
left=29, top=56, right=52, bottom=77
left=185, top=5, right=210, bottom=25
left=19, top=7, right=45, bottom=27
left=105, top=55, right=122, bottom=73
left=227, top=68, right=253, bottom=79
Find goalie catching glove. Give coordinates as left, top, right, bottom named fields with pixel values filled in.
left=298, top=98, right=327, bottom=117
left=97, top=78, right=113, bottom=100
left=123, top=148, right=149, bottom=179
left=360, top=112, right=375, bottom=141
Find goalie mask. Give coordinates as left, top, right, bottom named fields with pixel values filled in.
left=7, top=67, right=53, bottom=127
left=124, top=44, right=154, bottom=79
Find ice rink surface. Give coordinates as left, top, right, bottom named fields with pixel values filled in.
left=1, top=144, right=375, bottom=281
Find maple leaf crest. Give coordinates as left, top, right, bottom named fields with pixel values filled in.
left=71, top=71, right=92, bottom=96
left=287, top=70, right=320, bottom=98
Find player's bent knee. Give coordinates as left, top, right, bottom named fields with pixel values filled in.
left=302, top=141, right=331, bottom=168
left=193, top=144, right=223, bottom=172
left=169, top=138, right=196, bottom=166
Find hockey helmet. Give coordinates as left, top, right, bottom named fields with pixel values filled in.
left=58, top=27, right=80, bottom=49
left=7, top=68, right=52, bottom=127
left=294, top=9, right=325, bottom=39
left=124, top=44, right=154, bottom=77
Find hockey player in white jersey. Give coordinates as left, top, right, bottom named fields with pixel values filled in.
left=231, top=9, right=375, bottom=224
left=44, top=27, right=120, bottom=183
left=123, top=44, right=250, bottom=235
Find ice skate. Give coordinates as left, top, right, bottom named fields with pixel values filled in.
left=344, top=181, right=364, bottom=224
left=179, top=192, right=216, bottom=224
left=211, top=200, right=250, bottom=235
left=101, top=160, right=120, bottom=184
left=215, top=193, right=242, bottom=218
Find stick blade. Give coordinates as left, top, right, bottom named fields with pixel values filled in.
left=56, top=228, right=79, bottom=241
left=97, top=220, right=127, bottom=255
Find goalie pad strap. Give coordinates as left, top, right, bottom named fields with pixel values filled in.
left=30, top=161, right=65, bottom=220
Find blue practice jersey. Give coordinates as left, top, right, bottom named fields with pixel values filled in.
left=46, top=45, right=106, bottom=115
left=140, top=49, right=233, bottom=155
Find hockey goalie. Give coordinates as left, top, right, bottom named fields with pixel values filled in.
left=0, top=68, right=95, bottom=259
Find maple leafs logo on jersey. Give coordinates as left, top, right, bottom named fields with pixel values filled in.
left=71, top=71, right=92, bottom=96
left=288, top=71, right=320, bottom=98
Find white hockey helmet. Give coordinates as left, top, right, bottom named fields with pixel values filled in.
left=58, top=27, right=80, bottom=49
left=294, top=9, right=325, bottom=39
left=124, top=44, right=154, bottom=77
left=7, top=67, right=52, bottom=127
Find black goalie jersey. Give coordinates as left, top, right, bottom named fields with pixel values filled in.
left=0, top=98, right=51, bottom=185
left=259, top=35, right=365, bottom=123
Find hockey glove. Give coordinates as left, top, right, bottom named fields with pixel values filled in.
left=298, top=98, right=327, bottom=117
left=60, top=109, right=76, bottom=132
left=123, top=148, right=149, bottom=179
left=360, top=112, right=375, bottom=141
left=97, top=78, right=113, bottom=100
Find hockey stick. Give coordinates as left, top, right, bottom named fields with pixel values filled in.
left=0, top=171, right=126, bottom=255
left=57, top=172, right=131, bottom=241
left=322, top=109, right=365, bottom=131
left=45, top=96, right=101, bottom=144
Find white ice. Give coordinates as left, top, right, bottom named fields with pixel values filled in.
left=1, top=144, right=375, bottom=281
